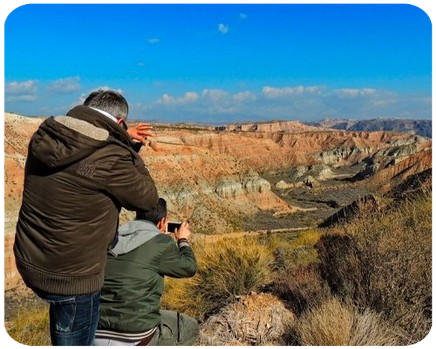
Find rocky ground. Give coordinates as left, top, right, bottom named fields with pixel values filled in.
left=4, top=285, right=46, bottom=324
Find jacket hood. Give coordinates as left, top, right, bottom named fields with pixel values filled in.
left=31, top=115, right=110, bottom=168
left=110, top=220, right=161, bottom=256
left=30, top=104, right=135, bottom=169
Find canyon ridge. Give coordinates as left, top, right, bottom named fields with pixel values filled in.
left=4, top=112, right=432, bottom=291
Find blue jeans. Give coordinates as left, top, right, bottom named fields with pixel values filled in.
left=35, top=289, right=100, bottom=346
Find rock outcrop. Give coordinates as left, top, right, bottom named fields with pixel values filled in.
left=351, top=139, right=431, bottom=186
left=318, top=195, right=379, bottom=228
left=197, top=292, right=295, bottom=346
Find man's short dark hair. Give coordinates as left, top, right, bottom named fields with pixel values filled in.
left=83, top=89, right=129, bottom=120
left=136, top=198, right=167, bottom=225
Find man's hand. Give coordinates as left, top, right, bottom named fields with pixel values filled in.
left=175, top=221, right=191, bottom=241
left=127, top=123, right=154, bottom=146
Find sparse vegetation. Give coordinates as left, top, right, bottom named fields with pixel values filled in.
left=6, top=192, right=431, bottom=346
left=162, top=235, right=276, bottom=319
left=293, top=297, right=406, bottom=346
left=161, top=230, right=322, bottom=321
left=315, top=192, right=432, bottom=344
left=269, top=263, right=331, bottom=316
left=6, top=305, right=50, bottom=346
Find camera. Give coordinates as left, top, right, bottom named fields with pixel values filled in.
left=167, top=222, right=182, bottom=233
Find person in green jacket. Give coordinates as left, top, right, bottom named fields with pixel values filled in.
left=95, top=198, right=199, bottom=346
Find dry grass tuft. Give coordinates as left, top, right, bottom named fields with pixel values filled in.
left=294, top=297, right=405, bottom=346
left=6, top=306, right=50, bottom=346
left=163, top=235, right=274, bottom=319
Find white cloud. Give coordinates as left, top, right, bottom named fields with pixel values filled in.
left=0, top=80, right=37, bottom=95
left=0, top=80, right=38, bottom=103
left=334, top=88, right=377, bottom=97
left=47, top=76, right=81, bottom=94
left=233, top=91, right=257, bottom=102
left=262, top=85, right=322, bottom=98
left=202, top=89, right=230, bottom=102
left=218, top=23, right=229, bottom=34
left=4, top=95, right=36, bottom=103
left=135, top=85, right=431, bottom=123
left=147, top=38, right=160, bottom=44
left=157, top=92, right=199, bottom=105
left=184, top=92, right=199, bottom=102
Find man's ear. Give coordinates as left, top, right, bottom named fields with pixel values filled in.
left=117, top=117, right=128, bottom=130
left=157, top=217, right=167, bottom=232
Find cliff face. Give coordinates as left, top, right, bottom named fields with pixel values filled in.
left=3, top=113, right=432, bottom=290
left=351, top=137, right=431, bottom=185
left=0, top=208, right=17, bottom=280
left=181, top=130, right=426, bottom=171
left=362, top=148, right=432, bottom=191
left=4, top=114, right=44, bottom=238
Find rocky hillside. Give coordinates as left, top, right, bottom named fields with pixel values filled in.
left=307, top=118, right=432, bottom=138
left=3, top=112, right=432, bottom=290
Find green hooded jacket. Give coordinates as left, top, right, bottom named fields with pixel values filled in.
left=98, top=220, right=197, bottom=335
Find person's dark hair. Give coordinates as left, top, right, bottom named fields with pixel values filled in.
left=83, top=89, right=129, bottom=120
left=136, top=198, right=167, bottom=225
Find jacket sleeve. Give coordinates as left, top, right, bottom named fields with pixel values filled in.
left=105, top=153, right=159, bottom=211
left=158, top=240, right=197, bottom=278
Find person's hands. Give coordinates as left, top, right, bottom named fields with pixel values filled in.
left=127, top=123, right=154, bottom=146
left=174, top=221, right=191, bottom=241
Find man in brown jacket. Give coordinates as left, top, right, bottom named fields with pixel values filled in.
left=14, top=89, right=159, bottom=346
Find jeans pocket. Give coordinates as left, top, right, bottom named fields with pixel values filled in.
left=49, top=300, right=77, bottom=334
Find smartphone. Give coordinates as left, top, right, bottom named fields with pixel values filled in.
left=167, top=222, right=182, bottom=233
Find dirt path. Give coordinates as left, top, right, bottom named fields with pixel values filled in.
left=193, top=226, right=313, bottom=243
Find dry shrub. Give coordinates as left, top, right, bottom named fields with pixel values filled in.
left=289, top=229, right=321, bottom=248
left=195, top=236, right=274, bottom=314
left=315, top=193, right=432, bottom=344
left=315, top=234, right=369, bottom=305
left=161, top=276, right=205, bottom=319
left=294, top=297, right=405, bottom=346
left=162, top=235, right=274, bottom=320
left=266, top=230, right=321, bottom=271
left=6, top=306, right=50, bottom=346
left=270, top=264, right=331, bottom=316
left=264, top=230, right=328, bottom=315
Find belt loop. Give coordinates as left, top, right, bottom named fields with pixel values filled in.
left=177, top=312, right=181, bottom=343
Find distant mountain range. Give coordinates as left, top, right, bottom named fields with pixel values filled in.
left=305, top=118, right=432, bottom=138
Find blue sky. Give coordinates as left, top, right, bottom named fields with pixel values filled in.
left=3, top=3, right=432, bottom=123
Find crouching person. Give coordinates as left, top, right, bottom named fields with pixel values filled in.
left=95, top=198, right=199, bottom=346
